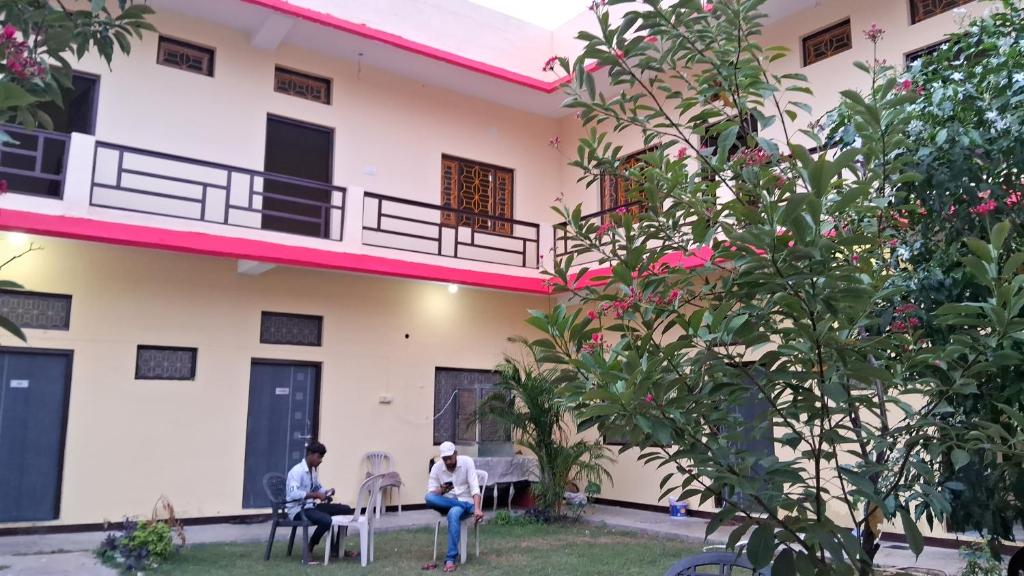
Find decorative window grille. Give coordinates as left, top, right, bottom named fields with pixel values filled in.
left=802, top=20, right=852, bottom=66
left=157, top=37, right=215, bottom=76
left=274, top=67, right=331, bottom=105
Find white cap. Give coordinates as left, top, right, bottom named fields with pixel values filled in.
left=439, top=441, right=456, bottom=458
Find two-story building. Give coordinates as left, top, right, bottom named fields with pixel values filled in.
left=0, top=0, right=1006, bottom=545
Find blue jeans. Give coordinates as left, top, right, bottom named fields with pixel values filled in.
left=425, top=493, right=475, bottom=563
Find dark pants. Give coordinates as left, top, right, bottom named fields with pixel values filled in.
left=295, top=503, right=354, bottom=549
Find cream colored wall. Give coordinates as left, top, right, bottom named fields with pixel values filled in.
left=0, top=232, right=548, bottom=527
left=70, top=9, right=564, bottom=228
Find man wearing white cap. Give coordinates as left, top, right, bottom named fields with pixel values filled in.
left=425, top=441, right=483, bottom=572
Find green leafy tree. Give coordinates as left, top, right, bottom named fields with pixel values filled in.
left=524, top=1, right=1024, bottom=574
left=826, top=0, right=1024, bottom=547
left=478, top=340, right=613, bottom=517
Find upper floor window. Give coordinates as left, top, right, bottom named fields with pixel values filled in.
left=905, top=40, right=949, bottom=67
left=802, top=19, right=852, bottom=66
left=157, top=36, right=215, bottom=77
left=440, top=155, right=514, bottom=235
left=600, top=148, right=651, bottom=219
left=910, top=0, right=974, bottom=24
left=274, top=66, right=331, bottom=105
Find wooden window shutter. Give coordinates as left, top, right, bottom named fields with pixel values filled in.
left=441, top=157, right=458, bottom=227
left=439, top=156, right=514, bottom=235
left=493, top=168, right=513, bottom=235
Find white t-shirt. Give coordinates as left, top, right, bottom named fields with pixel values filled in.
left=427, top=455, right=481, bottom=503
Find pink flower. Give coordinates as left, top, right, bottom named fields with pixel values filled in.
left=733, top=147, right=770, bottom=167
left=890, top=320, right=908, bottom=333
left=674, top=147, right=689, bottom=160
left=668, top=289, right=680, bottom=301
left=614, top=49, right=625, bottom=60
left=644, top=35, right=658, bottom=44
left=970, top=199, right=998, bottom=215
left=589, top=0, right=607, bottom=11
left=548, top=136, right=561, bottom=149
left=863, top=23, right=885, bottom=43
left=597, top=222, right=614, bottom=237
left=851, top=254, right=861, bottom=264
left=896, top=79, right=923, bottom=95
left=895, top=303, right=917, bottom=314
left=591, top=333, right=604, bottom=343
left=978, top=189, right=991, bottom=199
left=1007, top=192, right=1021, bottom=207
left=542, top=56, right=559, bottom=72
left=703, top=2, right=714, bottom=13
left=908, top=317, right=922, bottom=328
left=823, top=229, right=837, bottom=239
left=888, top=239, right=899, bottom=247
left=644, top=393, right=655, bottom=403
left=2, top=25, right=16, bottom=39
left=587, top=310, right=599, bottom=321
left=616, top=206, right=627, bottom=215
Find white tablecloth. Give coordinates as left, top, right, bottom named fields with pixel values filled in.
left=474, top=457, right=539, bottom=484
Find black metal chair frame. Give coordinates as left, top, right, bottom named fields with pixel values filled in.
left=664, top=551, right=771, bottom=576
left=262, top=472, right=313, bottom=565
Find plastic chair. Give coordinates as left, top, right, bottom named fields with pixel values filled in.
left=323, top=473, right=386, bottom=567
left=261, top=472, right=313, bottom=565
left=363, top=451, right=401, bottom=518
left=432, top=470, right=488, bottom=564
left=663, top=551, right=771, bottom=576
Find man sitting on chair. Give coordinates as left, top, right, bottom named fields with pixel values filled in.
left=425, top=441, right=484, bottom=572
left=286, top=441, right=355, bottom=559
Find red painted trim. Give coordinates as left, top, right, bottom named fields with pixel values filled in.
left=565, top=246, right=714, bottom=289
left=0, top=210, right=551, bottom=295
left=238, top=0, right=597, bottom=94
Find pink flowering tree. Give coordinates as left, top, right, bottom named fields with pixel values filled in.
left=824, top=0, right=1024, bottom=549
left=0, top=0, right=155, bottom=138
left=524, top=1, right=1024, bottom=574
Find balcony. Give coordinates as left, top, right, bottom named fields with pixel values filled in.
left=0, top=125, right=552, bottom=289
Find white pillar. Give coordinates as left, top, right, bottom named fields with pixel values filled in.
left=62, top=132, right=97, bottom=217
left=341, top=186, right=364, bottom=249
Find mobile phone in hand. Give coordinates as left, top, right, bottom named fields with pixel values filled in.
left=325, top=488, right=336, bottom=498
left=441, top=482, right=454, bottom=493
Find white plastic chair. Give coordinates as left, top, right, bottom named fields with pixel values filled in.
left=363, top=451, right=401, bottom=518
left=324, top=473, right=385, bottom=567
left=432, top=470, right=488, bottom=565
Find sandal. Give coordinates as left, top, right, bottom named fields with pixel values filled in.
left=422, top=563, right=439, bottom=571
left=444, top=562, right=458, bottom=572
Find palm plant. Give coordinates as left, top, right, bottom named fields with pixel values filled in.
left=479, top=339, right=613, bottom=517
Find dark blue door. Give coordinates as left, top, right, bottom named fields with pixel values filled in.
left=0, top=350, right=71, bottom=522
left=241, top=361, right=319, bottom=509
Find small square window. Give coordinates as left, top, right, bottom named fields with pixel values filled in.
left=157, top=36, right=215, bottom=77
left=274, top=67, right=331, bottom=105
left=136, top=346, right=197, bottom=380
left=260, top=312, right=323, bottom=346
left=802, top=19, right=852, bottom=67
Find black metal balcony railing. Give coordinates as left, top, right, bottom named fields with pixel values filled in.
left=0, top=124, right=71, bottom=199
left=90, top=142, right=346, bottom=241
left=362, top=192, right=540, bottom=268
left=553, top=201, right=644, bottom=264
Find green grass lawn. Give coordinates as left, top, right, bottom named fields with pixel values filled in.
left=152, top=523, right=701, bottom=576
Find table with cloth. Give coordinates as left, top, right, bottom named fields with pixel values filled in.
left=473, top=457, right=538, bottom=510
